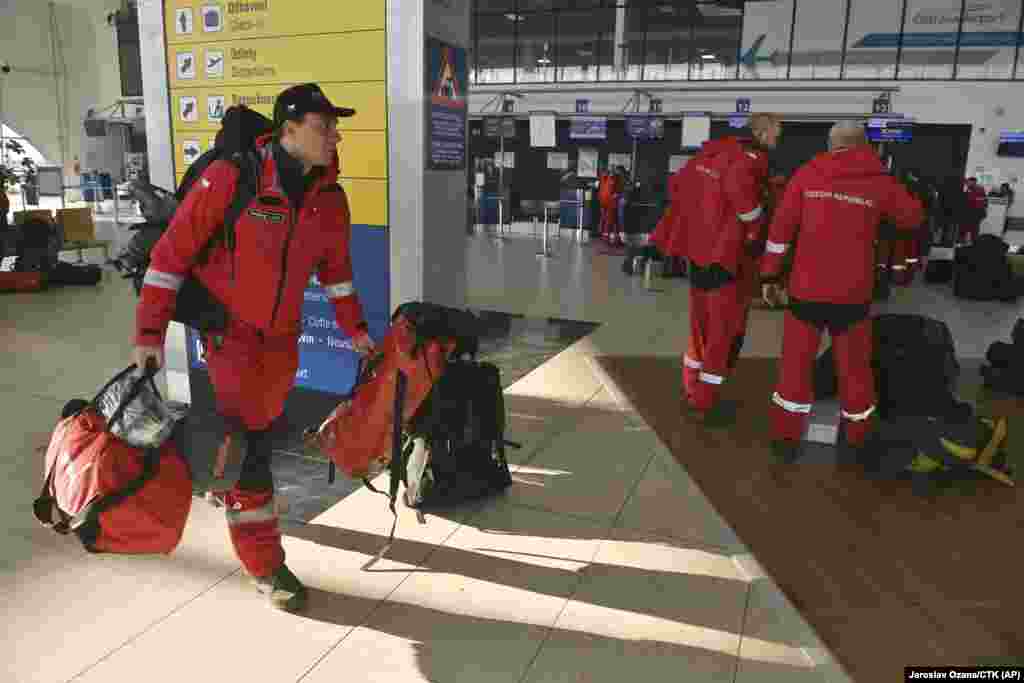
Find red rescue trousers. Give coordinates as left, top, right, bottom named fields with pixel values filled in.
left=204, top=320, right=300, bottom=578
left=771, top=313, right=876, bottom=447
left=684, top=257, right=755, bottom=410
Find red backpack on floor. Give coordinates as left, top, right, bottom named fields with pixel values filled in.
left=33, top=366, right=193, bottom=555
left=308, top=310, right=457, bottom=481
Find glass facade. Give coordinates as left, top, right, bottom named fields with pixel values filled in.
left=472, top=0, right=1024, bottom=84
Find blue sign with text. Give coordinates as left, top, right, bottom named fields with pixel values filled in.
left=186, top=280, right=363, bottom=396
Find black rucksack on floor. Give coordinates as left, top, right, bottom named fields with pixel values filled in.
left=953, top=235, right=1022, bottom=302
left=403, top=358, right=518, bottom=511
left=13, top=218, right=60, bottom=274
left=815, top=314, right=965, bottom=420
left=924, top=259, right=954, bottom=284
left=980, top=318, right=1024, bottom=396
left=861, top=410, right=1015, bottom=495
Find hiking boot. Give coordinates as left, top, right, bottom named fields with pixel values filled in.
left=252, top=563, right=308, bottom=612
left=683, top=400, right=735, bottom=428
left=770, top=440, right=801, bottom=465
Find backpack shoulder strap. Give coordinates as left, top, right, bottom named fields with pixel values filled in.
left=194, top=150, right=261, bottom=265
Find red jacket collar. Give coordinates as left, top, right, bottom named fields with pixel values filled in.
left=254, top=135, right=339, bottom=199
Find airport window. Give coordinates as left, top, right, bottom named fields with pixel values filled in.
left=737, top=0, right=793, bottom=80
left=844, top=0, right=901, bottom=80
left=592, top=8, right=622, bottom=82
left=114, top=6, right=143, bottom=98
left=898, top=0, right=956, bottom=79
left=471, top=0, right=1024, bottom=83
left=1, top=124, right=50, bottom=183
left=688, top=3, right=743, bottom=80
left=790, top=0, right=847, bottom=80
left=515, top=11, right=556, bottom=83
left=476, top=12, right=517, bottom=84
left=954, top=0, right=1022, bottom=80
left=553, top=11, right=598, bottom=82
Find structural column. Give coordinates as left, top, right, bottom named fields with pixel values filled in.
left=388, top=0, right=471, bottom=310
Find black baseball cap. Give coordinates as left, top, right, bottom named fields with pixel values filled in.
left=273, top=83, right=356, bottom=127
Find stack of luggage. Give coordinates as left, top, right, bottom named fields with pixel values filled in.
left=1, top=216, right=102, bottom=292
left=305, top=302, right=519, bottom=560
left=953, top=234, right=1024, bottom=302
left=815, top=314, right=1015, bottom=493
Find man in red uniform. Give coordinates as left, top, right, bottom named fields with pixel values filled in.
left=761, top=122, right=924, bottom=463
left=133, top=84, right=375, bottom=611
left=651, top=162, right=691, bottom=267
left=960, top=177, right=988, bottom=244
left=682, top=113, right=782, bottom=423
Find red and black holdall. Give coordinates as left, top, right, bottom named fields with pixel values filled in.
left=33, top=365, right=193, bottom=555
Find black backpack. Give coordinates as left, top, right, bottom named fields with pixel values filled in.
left=953, top=235, right=1021, bottom=302
left=113, top=105, right=272, bottom=332
left=815, top=314, right=965, bottom=421
left=402, top=358, right=517, bottom=511
left=861, top=410, right=1014, bottom=495
left=981, top=318, right=1024, bottom=395
left=13, top=218, right=60, bottom=273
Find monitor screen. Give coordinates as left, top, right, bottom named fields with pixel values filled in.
left=866, top=117, right=913, bottom=143
left=570, top=116, right=607, bottom=140
left=997, top=131, right=1024, bottom=158
left=625, top=115, right=664, bottom=141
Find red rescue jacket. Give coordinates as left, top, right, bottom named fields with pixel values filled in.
left=684, top=137, right=770, bottom=274
left=136, top=136, right=366, bottom=347
left=651, top=167, right=690, bottom=257
left=761, top=145, right=924, bottom=305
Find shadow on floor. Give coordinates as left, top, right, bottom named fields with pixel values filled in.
left=593, top=353, right=1024, bottom=679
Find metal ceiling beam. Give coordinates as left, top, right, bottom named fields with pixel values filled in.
left=473, top=83, right=901, bottom=94
left=469, top=112, right=906, bottom=123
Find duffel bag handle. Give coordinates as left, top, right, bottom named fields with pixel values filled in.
left=90, top=362, right=162, bottom=432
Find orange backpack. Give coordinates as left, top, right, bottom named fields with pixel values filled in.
left=311, top=315, right=455, bottom=481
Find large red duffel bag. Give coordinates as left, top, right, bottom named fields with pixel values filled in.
left=33, top=366, right=193, bottom=555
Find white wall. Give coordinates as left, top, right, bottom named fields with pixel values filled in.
left=0, top=0, right=124, bottom=177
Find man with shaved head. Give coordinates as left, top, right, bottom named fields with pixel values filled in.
left=760, top=121, right=924, bottom=463
left=681, top=112, right=783, bottom=424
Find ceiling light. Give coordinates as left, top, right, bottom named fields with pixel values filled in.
left=701, top=54, right=717, bottom=60
left=504, top=12, right=523, bottom=22
left=537, top=57, right=551, bottom=65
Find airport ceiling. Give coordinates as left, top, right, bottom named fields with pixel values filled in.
left=477, top=0, right=745, bottom=14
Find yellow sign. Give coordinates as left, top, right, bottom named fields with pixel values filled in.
left=168, top=82, right=386, bottom=132
left=164, top=0, right=388, bottom=228
left=166, top=0, right=385, bottom=45
left=168, top=32, right=385, bottom=88
left=170, top=175, right=389, bottom=228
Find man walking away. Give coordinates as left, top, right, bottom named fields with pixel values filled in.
left=683, top=113, right=782, bottom=425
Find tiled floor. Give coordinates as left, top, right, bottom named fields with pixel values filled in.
left=2, top=230, right=1021, bottom=683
